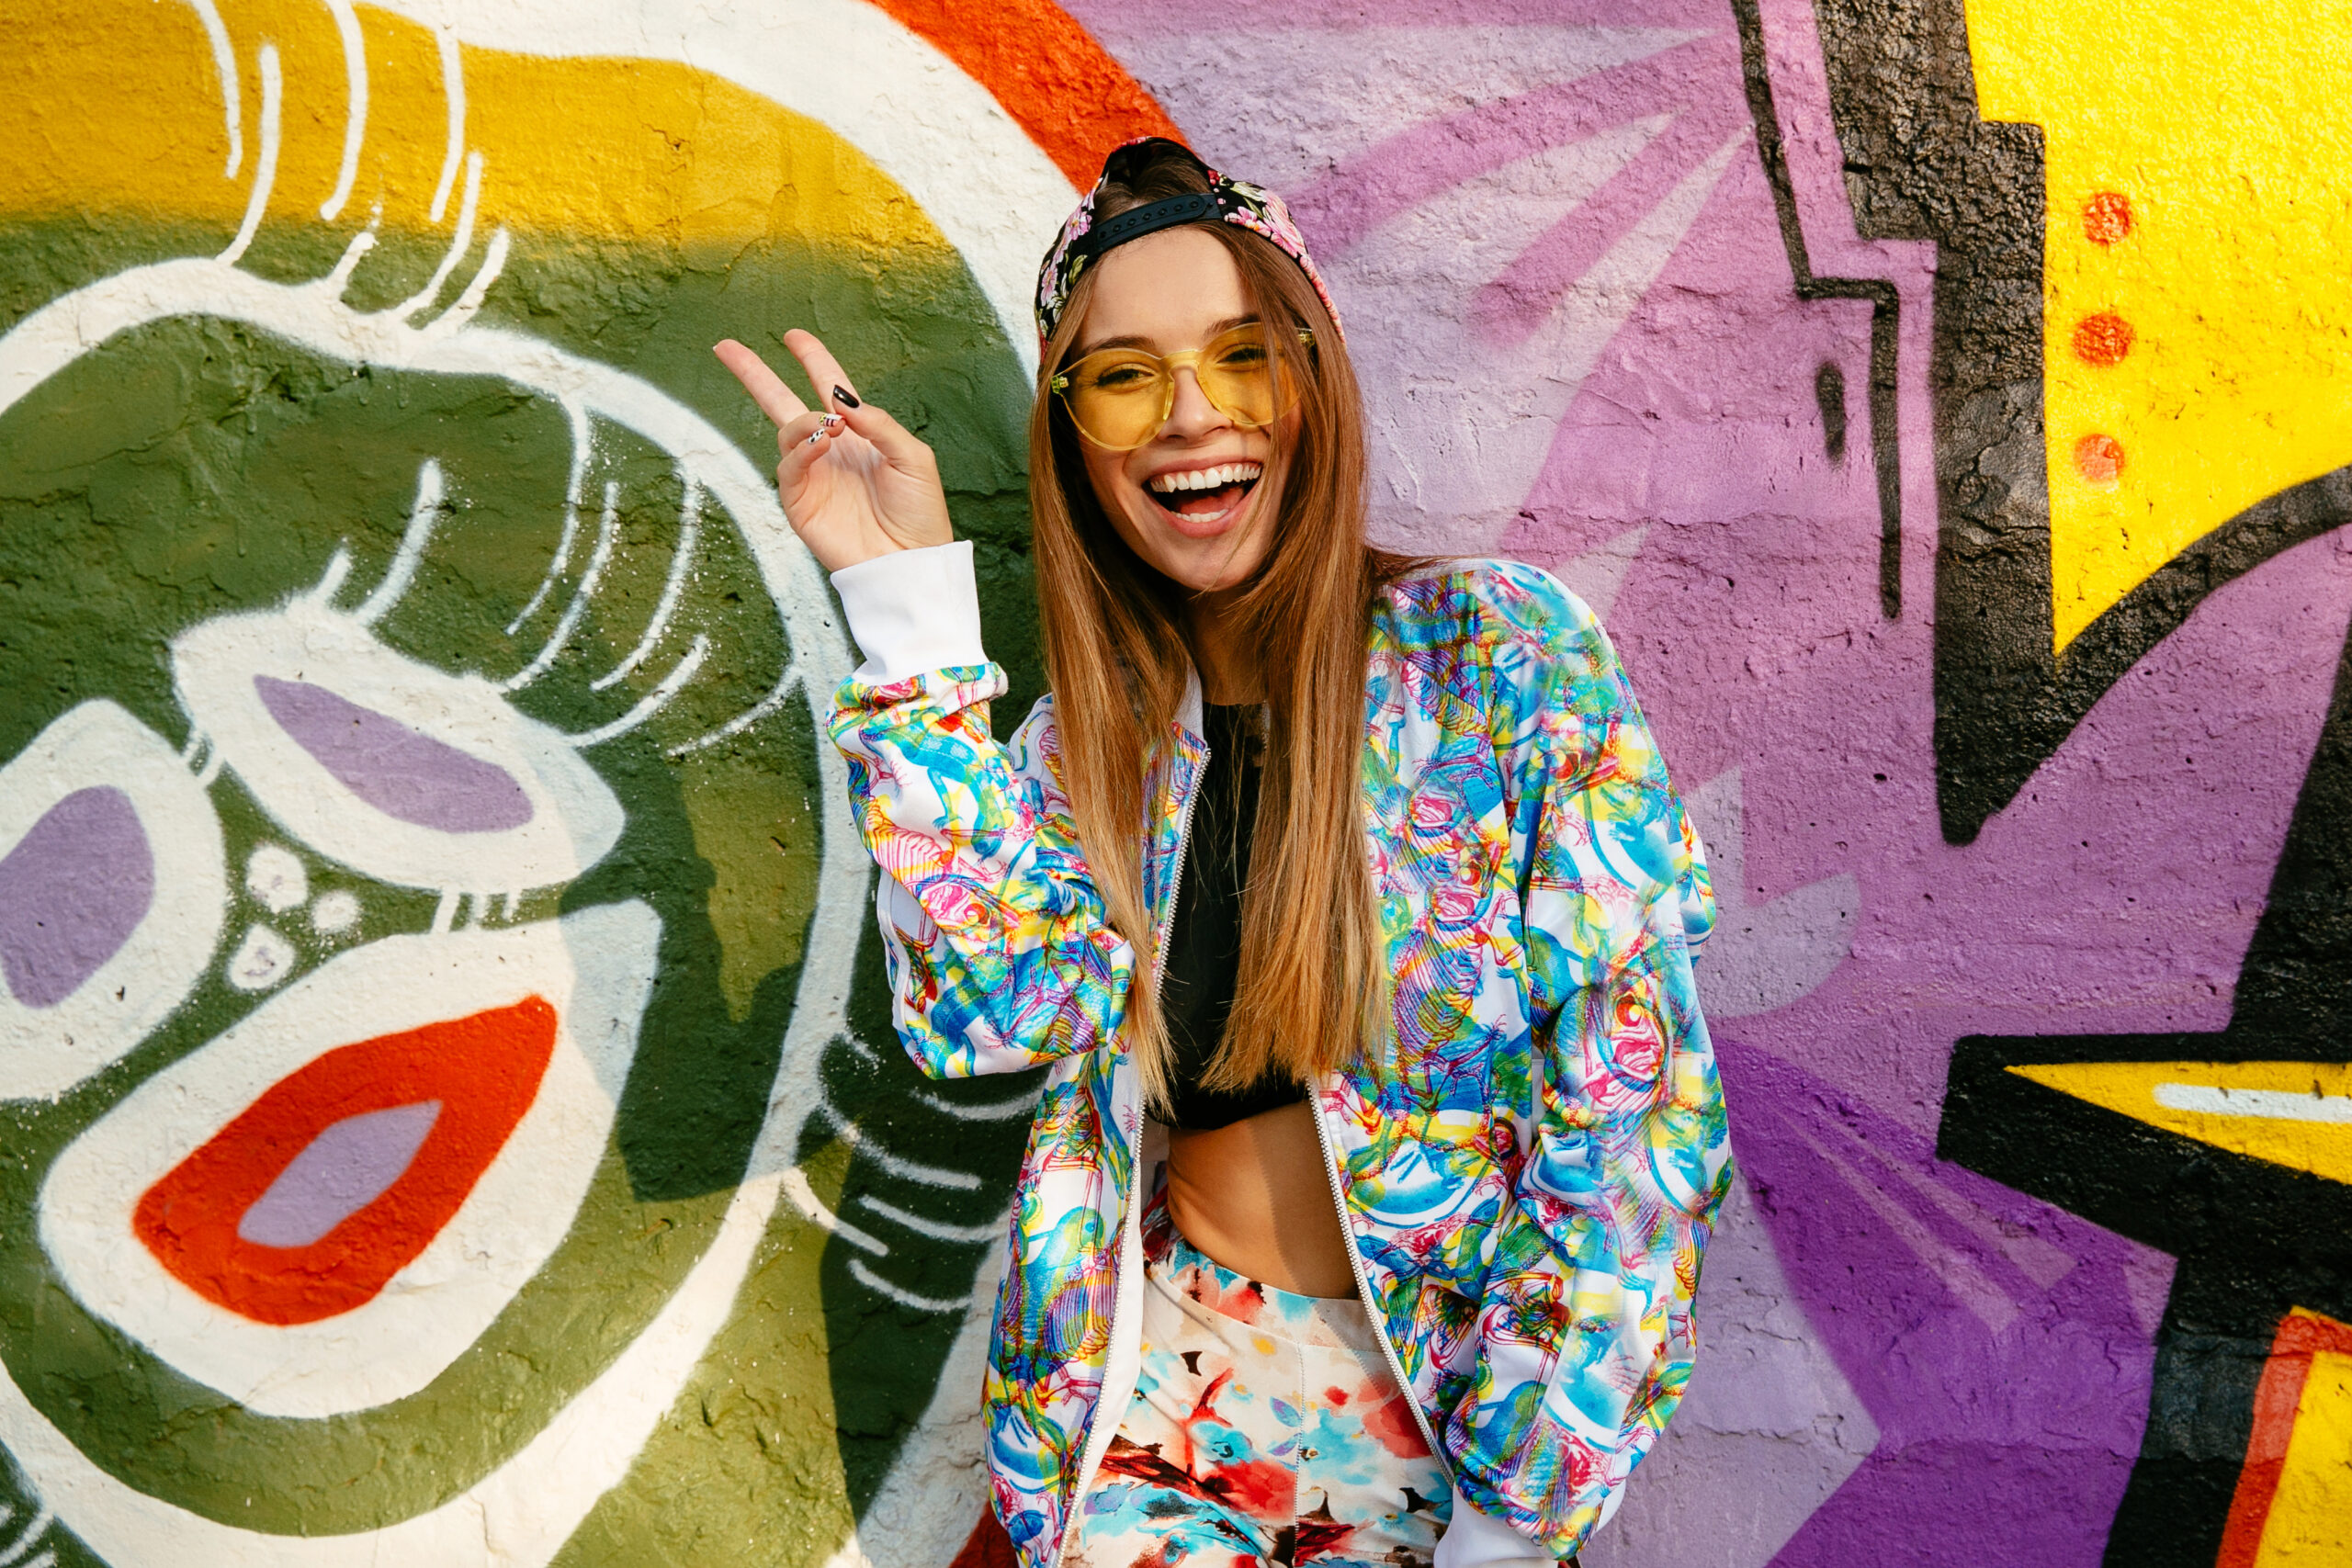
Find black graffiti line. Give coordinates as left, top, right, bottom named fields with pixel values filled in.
left=1729, top=0, right=1904, bottom=621
left=1939, top=1030, right=2352, bottom=1566
left=2049, top=477, right=2352, bottom=791
left=1804, top=0, right=2352, bottom=842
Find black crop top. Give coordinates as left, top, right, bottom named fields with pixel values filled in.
left=1159, top=702, right=1306, bottom=1132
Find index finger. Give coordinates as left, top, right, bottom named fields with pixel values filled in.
left=713, top=339, right=810, bottom=428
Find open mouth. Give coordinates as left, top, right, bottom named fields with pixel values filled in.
left=1146, top=460, right=1261, bottom=527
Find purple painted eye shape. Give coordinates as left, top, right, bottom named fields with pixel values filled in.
left=236, top=1100, right=445, bottom=1249
left=0, top=785, right=154, bottom=1010
left=254, top=676, right=534, bottom=834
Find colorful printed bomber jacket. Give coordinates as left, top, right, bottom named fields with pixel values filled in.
left=826, top=543, right=1729, bottom=1568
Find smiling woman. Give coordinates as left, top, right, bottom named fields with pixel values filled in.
left=718, top=137, right=1727, bottom=1568
left=1057, top=234, right=1291, bottom=583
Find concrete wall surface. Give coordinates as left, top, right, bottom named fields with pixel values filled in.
left=1, top=1, right=2346, bottom=1564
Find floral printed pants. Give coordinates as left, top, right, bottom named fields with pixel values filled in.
left=1066, top=1199, right=1451, bottom=1568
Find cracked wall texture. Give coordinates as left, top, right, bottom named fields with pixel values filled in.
left=4, top=2, right=2350, bottom=1566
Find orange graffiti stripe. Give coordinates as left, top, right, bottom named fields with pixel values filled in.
left=134, top=997, right=558, bottom=1327
left=2218, top=1308, right=2352, bottom=1567
left=872, top=0, right=1183, bottom=187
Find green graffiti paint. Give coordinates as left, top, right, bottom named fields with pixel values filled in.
left=0, top=197, right=1038, bottom=1556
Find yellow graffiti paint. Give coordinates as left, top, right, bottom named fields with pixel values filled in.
left=2256, top=1332, right=2352, bottom=1563
left=1966, top=0, right=2352, bottom=649
left=0, top=0, right=951, bottom=255
left=2006, top=1059, right=2352, bottom=1186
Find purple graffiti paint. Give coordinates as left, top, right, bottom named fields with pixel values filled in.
left=1716, top=1039, right=2160, bottom=1566
left=255, top=676, right=533, bottom=834
left=1064, top=11, right=2341, bottom=1562
left=0, top=786, right=153, bottom=1009
left=236, top=1099, right=444, bottom=1248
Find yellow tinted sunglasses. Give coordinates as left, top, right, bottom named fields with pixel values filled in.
left=1050, top=323, right=1313, bottom=451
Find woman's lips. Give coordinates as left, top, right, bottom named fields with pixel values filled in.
left=1148, top=477, right=1258, bottom=538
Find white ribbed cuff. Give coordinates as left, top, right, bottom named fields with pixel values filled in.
left=829, top=541, right=987, bottom=682
left=1434, top=1489, right=1554, bottom=1568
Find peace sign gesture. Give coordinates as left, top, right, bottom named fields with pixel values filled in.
left=714, top=329, right=955, bottom=572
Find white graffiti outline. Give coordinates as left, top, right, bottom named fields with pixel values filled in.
left=667, top=658, right=803, bottom=760
left=0, top=1499, right=54, bottom=1568
left=912, top=1086, right=1040, bottom=1123
left=393, top=150, right=484, bottom=321
left=366, top=0, right=1084, bottom=377
left=317, top=0, right=368, bottom=222
left=428, top=25, right=466, bottom=225
left=816, top=1096, right=983, bottom=1192
left=217, top=43, right=280, bottom=267
left=849, top=1258, right=967, bottom=1314
left=566, top=632, right=708, bottom=747
left=857, top=1194, right=1005, bottom=1246
left=503, top=400, right=592, bottom=636
left=781, top=1168, right=889, bottom=1257
left=0, top=175, right=871, bottom=1568
left=504, top=479, right=617, bottom=692
left=2155, top=1083, right=2352, bottom=1124
left=592, top=479, right=701, bottom=692
left=351, top=458, right=443, bottom=627
left=177, top=0, right=242, bottom=179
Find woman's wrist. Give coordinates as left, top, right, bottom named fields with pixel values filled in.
left=830, top=540, right=987, bottom=682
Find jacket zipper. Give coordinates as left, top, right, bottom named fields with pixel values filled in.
left=1055, top=728, right=1206, bottom=1565
left=1313, top=1087, right=1453, bottom=1482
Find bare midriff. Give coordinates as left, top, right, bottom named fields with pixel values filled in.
left=1162, top=1100, right=1358, bottom=1299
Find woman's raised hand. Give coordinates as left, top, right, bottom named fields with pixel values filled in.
left=713, top=329, right=954, bottom=572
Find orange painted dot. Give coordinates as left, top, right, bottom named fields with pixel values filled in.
left=2072, top=312, right=2135, bottom=366
left=2084, top=191, right=2133, bottom=245
left=2074, top=433, right=2125, bottom=485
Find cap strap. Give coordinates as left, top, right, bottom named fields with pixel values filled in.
left=1073, top=191, right=1221, bottom=265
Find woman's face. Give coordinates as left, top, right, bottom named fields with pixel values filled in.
left=1069, top=227, right=1293, bottom=594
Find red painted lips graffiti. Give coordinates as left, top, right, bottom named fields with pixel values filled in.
left=134, top=997, right=559, bottom=1325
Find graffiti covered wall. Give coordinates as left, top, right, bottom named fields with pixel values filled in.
left=0, top=1, right=2346, bottom=1565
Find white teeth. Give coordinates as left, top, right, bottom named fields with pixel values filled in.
left=1148, top=461, right=1262, bottom=494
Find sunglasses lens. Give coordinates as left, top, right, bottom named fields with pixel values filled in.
left=1061, top=351, right=1169, bottom=449
left=1054, top=327, right=1301, bottom=448
left=1195, top=328, right=1288, bottom=427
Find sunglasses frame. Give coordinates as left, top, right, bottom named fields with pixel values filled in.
left=1050, top=324, right=1316, bottom=452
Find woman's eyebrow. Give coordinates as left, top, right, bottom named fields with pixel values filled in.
left=1072, top=315, right=1263, bottom=358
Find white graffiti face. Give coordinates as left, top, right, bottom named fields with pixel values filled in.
left=174, top=598, right=626, bottom=899
left=0, top=702, right=228, bottom=1100
left=40, top=901, right=659, bottom=1417
left=0, top=193, right=866, bottom=1568
left=0, top=3, right=1072, bottom=1564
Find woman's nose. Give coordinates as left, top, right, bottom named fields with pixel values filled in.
left=1160, top=366, right=1227, bottom=438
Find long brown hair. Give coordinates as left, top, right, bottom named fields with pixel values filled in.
left=1027, top=148, right=1412, bottom=1111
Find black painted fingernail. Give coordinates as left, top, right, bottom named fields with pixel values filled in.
left=832, top=385, right=861, bottom=409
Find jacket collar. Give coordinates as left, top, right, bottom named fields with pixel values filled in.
left=1175, top=662, right=1204, bottom=743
